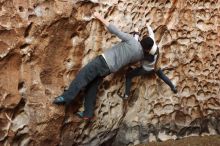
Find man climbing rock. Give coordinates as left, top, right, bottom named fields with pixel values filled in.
left=53, top=12, right=154, bottom=120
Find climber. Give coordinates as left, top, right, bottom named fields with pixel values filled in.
left=120, top=24, right=177, bottom=100
left=53, top=12, right=155, bottom=120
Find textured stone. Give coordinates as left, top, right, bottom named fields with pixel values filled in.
left=0, top=0, right=219, bottom=146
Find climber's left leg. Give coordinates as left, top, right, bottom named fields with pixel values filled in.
left=124, top=67, right=153, bottom=99
left=155, top=68, right=177, bottom=93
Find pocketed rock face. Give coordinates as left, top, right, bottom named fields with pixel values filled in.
left=0, top=0, right=219, bottom=146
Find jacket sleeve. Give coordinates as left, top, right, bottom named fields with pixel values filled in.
left=107, top=23, right=132, bottom=41
left=147, top=25, right=158, bottom=55
left=154, top=50, right=160, bottom=71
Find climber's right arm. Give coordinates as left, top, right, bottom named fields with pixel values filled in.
left=94, top=12, right=132, bottom=41
left=94, top=12, right=110, bottom=26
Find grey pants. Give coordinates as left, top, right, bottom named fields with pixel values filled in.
left=61, top=55, right=110, bottom=117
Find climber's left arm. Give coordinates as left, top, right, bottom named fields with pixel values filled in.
left=153, top=48, right=160, bottom=71
left=147, top=24, right=158, bottom=55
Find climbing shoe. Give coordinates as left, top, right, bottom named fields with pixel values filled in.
left=119, top=94, right=129, bottom=100
left=53, top=96, right=66, bottom=105
left=117, top=90, right=129, bottom=100
left=123, top=94, right=128, bottom=100
left=76, top=112, right=93, bottom=121
left=171, top=87, right=178, bottom=94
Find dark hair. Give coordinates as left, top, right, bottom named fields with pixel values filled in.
left=140, top=36, right=154, bottom=52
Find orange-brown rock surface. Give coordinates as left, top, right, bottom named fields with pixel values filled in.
left=0, top=0, right=219, bottom=146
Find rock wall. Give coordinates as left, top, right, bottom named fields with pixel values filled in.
left=0, top=0, right=219, bottom=146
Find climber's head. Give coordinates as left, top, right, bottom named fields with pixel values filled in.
left=140, top=36, right=154, bottom=53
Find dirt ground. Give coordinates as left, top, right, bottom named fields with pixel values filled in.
left=136, top=135, right=220, bottom=146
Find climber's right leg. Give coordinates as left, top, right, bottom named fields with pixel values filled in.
left=53, top=55, right=110, bottom=105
